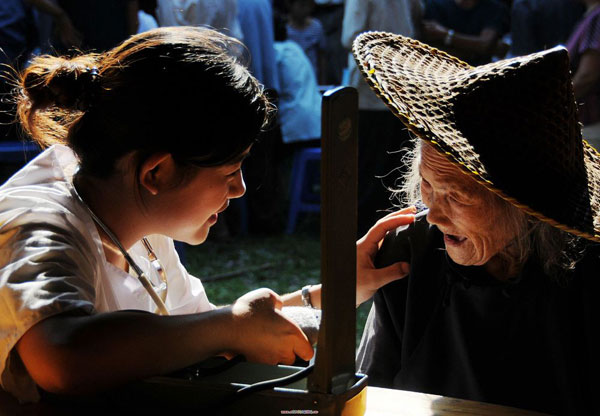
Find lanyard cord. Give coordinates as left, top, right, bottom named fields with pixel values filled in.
left=72, top=184, right=170, bottom=316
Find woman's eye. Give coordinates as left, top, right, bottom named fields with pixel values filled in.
left=227, top=168, right=241, bottom=177
left=449, top=193, right=472, bottom=205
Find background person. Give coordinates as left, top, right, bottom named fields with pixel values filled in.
left=312, top=0, right=346, bottom=85
left=235, top=0, right=285, bottom=234
left=422, top=0, right=510, bottom=64
left=341, top=0, right=421, bottom=236
left=509, top=0, right=583, bottom=57
left=567, top=0, right=600, bottom=149
left=52, top=0, right=138, bottom=53
left=285, top=0, right=327, bottom=84
left=273, top=13, right=321, bottom=145
left=155, top=0, right=243, bottom=40
left=0, top=0, right=80, bottom=141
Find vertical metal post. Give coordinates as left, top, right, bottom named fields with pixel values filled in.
left=308, top=86, right=358, bottom=394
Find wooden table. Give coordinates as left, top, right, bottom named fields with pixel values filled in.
left=0, top=385, right=547, bottom=416
left=364, top=387, right=547, bottom=416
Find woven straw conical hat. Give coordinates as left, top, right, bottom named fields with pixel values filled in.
left=352, top=32, right=600, bottom=243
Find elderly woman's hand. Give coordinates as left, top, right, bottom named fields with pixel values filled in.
left=356, top=207, right=416, bottom=305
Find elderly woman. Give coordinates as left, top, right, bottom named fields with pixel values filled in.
left=351, top=33, right=600, bottom=415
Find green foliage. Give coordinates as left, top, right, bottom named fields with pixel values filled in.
left=185, top=234, right=371, bottom=348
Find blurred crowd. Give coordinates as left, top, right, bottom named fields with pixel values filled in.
left=1, top=0, right=599, bottom=235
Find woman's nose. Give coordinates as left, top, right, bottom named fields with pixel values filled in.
left=229, top=171, right=246, bottom=199
left=425, top=196, right=450, bottom=227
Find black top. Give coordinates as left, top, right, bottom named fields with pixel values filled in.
left=510, top=0, right=584, bottom=56
left=56, top=0, right=133, bottom=53
left=357, top=217, right=600, bottom=415
left=424, top=0, right=509, bottom=36
left=424, top=0, right=509, bottom=65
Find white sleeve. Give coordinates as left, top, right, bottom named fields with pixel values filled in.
left=0, top=221, right=97, bottom=395
left=227, top=0, right=244, bottom=41
left=341, top=0, right=369, bottom=49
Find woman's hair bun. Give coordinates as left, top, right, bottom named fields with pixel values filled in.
left=21, top=55, right=101, bottom=112
left=17, top=27, right=271, bottom=177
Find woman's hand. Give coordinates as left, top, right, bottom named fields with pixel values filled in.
left=356, top=207, right=416, bottom=306
left=228, top=288, right=314, bottom=365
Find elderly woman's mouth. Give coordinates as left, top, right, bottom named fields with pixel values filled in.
left=444, top=234, right=467, bottom=245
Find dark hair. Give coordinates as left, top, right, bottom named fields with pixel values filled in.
left=17, top=27, right=273, bottom=177
left=286, top=0, right=314, bottom=6
left=273, top=12, right=288, bottom=42
left=138, top=0, right=157, bottom=16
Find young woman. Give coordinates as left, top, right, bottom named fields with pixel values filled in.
left=0, top=26, right=413, bottom=403
left=0, top=26, right=316, bottom=403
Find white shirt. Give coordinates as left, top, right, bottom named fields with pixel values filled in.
left=137, top=10, right=159, bottom=34
left=156, top=0, right=243, bottom=40
left=0, top=145, right=213, bottom=402
left=274, top=40, right=321, bottom=143
left=341, top=0, right=417, bottom=110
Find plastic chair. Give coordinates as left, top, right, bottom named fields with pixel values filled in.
left=286, top=147, right=321, bottom=234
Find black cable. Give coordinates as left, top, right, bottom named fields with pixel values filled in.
left=204, top=363, right=315, bottom=413
left=234, top=364, right=314, bottom=399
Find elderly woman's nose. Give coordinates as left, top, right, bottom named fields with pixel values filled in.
left=426, top=198, right=449, bottom=226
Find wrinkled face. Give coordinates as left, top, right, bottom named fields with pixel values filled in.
left=154, top=148, right=250, bottom=245
left=419, top=143, right=519, bottom=268
left=455, top=0, right=479, bottom=10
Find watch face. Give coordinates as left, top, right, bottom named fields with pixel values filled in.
left=302, top=286, right=313, bottom=308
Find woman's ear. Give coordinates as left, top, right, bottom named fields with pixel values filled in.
left=139, top=152, right=176, bottom=195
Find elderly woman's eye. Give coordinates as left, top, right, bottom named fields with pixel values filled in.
left=449, top=193, right=472, bottom=205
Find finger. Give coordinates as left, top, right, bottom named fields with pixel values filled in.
left=258, top=288, right=284, bottom=310
left=378, top=206, right=417, bottom=221
left=262, top=355, right=279, bottom=366
left=293, top=336, right=315, bottom=362
left=276, top=309, right=310, bottom=338
left=280, top=351, right=299, bottom=366
left=365, top=208, right=418, bottom=240
left=220, top=352, right=237, bottom=360
left=371, top=208, right=417, bottom=228
left=361, top=214, right=416, bottom=249
left=372, top=262, right=410, bottom=285
left=376, top=207, right=418, bottom=224
left=279, top=315, right=314, bottom=361
left=271, top=291, right=283, bottom=310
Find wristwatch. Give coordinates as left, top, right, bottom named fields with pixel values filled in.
left=301, top=285, right=314, bottom=308
left=444, top=29, right=455, bottom=46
